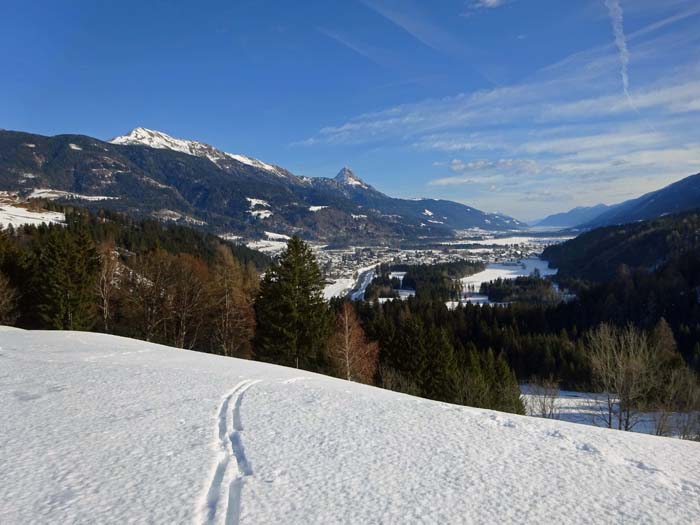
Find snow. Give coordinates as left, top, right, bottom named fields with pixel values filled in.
left=335, top=167, right=368, bottom=189
left=263, top=231, right=290, bottom=241
left=323, top=277, right=355, bottom=300
left=228, top=155, right=286, bottom=177
left=110, top=128, right=287, bottom=177
left=246, top=240, right=287, bottom=254
left=461, top=258, right=557, bottom=293
left=521, top=387, right=699, bottom=437
left=465, top=235, right=575, bottom=247
left=1, top=329, right=699, bottom=524
left=308, top=206, right=328, bottom=212
left=248, top=209, right=273, bottom=219
left=23, top=143, right=36, bottom=148
left=153, top=209, right=207, bottom=226
left=0, top=204, right=65, bottom=229
left=246, top=199, right=273, bottom=219
left=422, top=209, right=434, bottom=217
left=68, top=143, right=82, bottom=151
left=219, top=233, right=242, bottom=241
left=245, top=198, right=269, bottom=209
left=351, top=214, right=367, bottom=220
left=28, top=189, right=118, bottom=202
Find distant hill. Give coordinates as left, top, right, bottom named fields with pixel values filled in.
left=535, top=204, right=612, bottom=228
left=580, top=173, right=700, bottom=229
left=0, top=128, right=525, bottom=244
left=542, top=210, right=700, bottom=281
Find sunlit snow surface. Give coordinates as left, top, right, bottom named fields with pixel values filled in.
left=1, top=329, right=699, bottom=524
left=461, top=257, right=557, bottom=294
left=0, top=204, right=65, bottom=228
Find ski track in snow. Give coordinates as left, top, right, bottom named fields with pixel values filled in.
left=198, top=379, right=260, bottom=525
left=3, top=329, right=700, bottom=524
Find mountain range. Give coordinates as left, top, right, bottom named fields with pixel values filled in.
left=538, top=173, right=700, bottom=230
left=534, top=204, right=612, bottom=228
left=0, top=128, right=525, bottom=244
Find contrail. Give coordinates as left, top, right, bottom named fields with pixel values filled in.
left=603, top=0, right=658, bottom=132
left=604, top=0, right=630, bottom=97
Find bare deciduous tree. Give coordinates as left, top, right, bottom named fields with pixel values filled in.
left=124, top=250, right=175, bottom=342
left=526, top=376, right=560, bottom=419
left=327, top=301, right=378, bottom=384
left=209, top=247, right=257, bottom=358
left=95, top=242, right=120, bottom=332
left=651, top=367, right=700, bottom=439
left=170, top=253, right=209, bottom=349
left=587, top=324, right=656, bottom=431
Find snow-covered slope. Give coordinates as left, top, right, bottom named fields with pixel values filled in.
left=110, top=127, right=286, bottom=177
left=1, top=329, right=699, bottom=524
left=0, top=203, right=65, bottom=228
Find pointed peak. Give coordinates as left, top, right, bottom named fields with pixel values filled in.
left=335, top=166, right=368, bottom=188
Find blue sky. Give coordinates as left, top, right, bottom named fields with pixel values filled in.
left=1, top=0, right=699, bottom=220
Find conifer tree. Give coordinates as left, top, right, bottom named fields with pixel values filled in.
left=254, top=236, right=330, bottom=371
left=494, top=353, right=525, bottom=414
left=423, top=328, right=459, bottom=402
left=36, top=226, right=100, bottom=330
left=0, top=272, right=17, bottom=324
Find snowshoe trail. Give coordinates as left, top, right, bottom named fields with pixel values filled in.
left=197, top=379, right=260, bottom=525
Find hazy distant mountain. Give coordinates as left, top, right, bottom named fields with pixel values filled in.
left=535, top=204, right=613, bottom=228
left=582, top=173, right=700, bottom=229
left=0, top=128, right=525, bottom=243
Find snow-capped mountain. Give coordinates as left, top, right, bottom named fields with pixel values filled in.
left=334, top=166, right=369, bottom=189
left=111, top=127, right=288, bottom=177
left=0, top=128, right=526, bottom=242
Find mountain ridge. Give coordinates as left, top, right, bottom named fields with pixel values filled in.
left=535, top=204, right=613, bottom=228
left=0, top=128, right=526, bottom=243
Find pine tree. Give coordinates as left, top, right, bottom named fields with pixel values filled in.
left=0, top=271, right=17, bottom=324
left=36, top=226, right=100, bottom=330
left=423, top=328, right=459, bottom=402
left=254, top=236, right=330, bottom=371
left=494, top=353, right=525, bottom=414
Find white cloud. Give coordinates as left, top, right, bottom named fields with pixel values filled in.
left=464, top=0, right=512, bottom=12
left=297, top=5, right=700, bottom=219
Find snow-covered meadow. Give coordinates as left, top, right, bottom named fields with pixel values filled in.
left=0, top=203, right=65, bottom=229
left=460, top=257, right=557, bottom=294
left=1, top=328, right=699, bottom=524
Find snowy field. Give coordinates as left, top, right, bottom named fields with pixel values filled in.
left=0, top=204, right=65, bottom=229
left=441, top=235, right=574, bottom=247
left=522, top=387, right=699, bottom=437
left=1, top=328, right=699, bottom=524
left=323, top=277, right=355, bottom=300
left=461, top=257, right=557, bottom=294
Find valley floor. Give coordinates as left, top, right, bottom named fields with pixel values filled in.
left=1, top=328, right=699, bottom=524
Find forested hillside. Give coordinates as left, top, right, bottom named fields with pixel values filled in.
left=542, top=210, right=700, bottom=280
